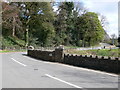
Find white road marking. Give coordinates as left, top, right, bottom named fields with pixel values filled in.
left=11, top=58, right=27, bottom=66
left=45, top=74, right=82, bottom=88
left=26, top=57, right=118, bottom=77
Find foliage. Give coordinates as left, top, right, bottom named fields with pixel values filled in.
left=54, top=2, right=67, bottom=45
left=1, top=36, right=25, bottom=50
left=23, top=2, right=55, bottom=47
left=76, top=12, right=105, bottom=46
left=2, top=2, right=23, bottom=37
left=2, top=2, right=106, bottom=49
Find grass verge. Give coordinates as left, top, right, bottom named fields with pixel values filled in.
left=65, top=48, right=119, bottom=57
left=0, top=49, right=27, bottom=53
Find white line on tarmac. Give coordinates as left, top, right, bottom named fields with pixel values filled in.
left=45, top=74, right=82, bottom=88
left=11, top=58, right=27, bottom=67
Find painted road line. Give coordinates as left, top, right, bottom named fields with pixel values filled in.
left=11, top=58, right=27, bottom=67
left=45, top=74, right=83, bottom=88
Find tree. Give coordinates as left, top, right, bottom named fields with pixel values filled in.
left=2, top=2, right=22, bottom=37
left=54, top=2, right=67, bottom=45
left=2, top=1, right=106, bottom=48
left=111, top=34, right=117, bottom=45
left=118, top=36, right=120, bottom=43
left=20, top=2, right=55, bottom=47
left=70, top=2, right=86, bottom=46
left=64, top=2, right=74, bottom=45
left=98, top=14, right=109, bottom=30
left=76, top=12, right=105, bottom=46
left=54, top=2, right=75, bottom=46
left=74, top=2, right=88, bottom=15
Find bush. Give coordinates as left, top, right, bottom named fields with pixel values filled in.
left=76, top=40, right=82, bottom=47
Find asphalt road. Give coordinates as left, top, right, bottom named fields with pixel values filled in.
left=1, top=52, right=119, bottom=89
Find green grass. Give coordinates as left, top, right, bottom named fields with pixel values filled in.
left=0, top=49, right=27, bottom=53
left=65, top=49, right=119, bottom=57
left=64, top=44, right=101, bottom=49
left=88, top=49, right=119, bottom=57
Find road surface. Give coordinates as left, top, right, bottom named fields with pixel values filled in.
left=1, top=52, right=119, bottom=89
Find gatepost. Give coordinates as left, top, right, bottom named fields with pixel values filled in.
left=54, top=46, right=64, bottom=63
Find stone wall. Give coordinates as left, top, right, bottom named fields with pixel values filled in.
left=64, top=54, right=120, bottom=74
left=28, top=50, right=55, bottom=61
left=27, top=49, right=120, bottom=74
left=28, top=48, right=64, bottom=62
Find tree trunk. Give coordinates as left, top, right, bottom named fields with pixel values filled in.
left=12, top=17, right=15, bottom=37
left=25, top=28, right=29, bottom=47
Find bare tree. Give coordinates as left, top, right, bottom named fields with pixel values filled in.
left=74, top=2, right=88, bottom=16
left=111, top=34, right=117, bottom=45
left=98, top=14, right=109, bottom=30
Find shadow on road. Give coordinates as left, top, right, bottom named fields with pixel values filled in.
left=22, top=53, right=28, bottom=56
